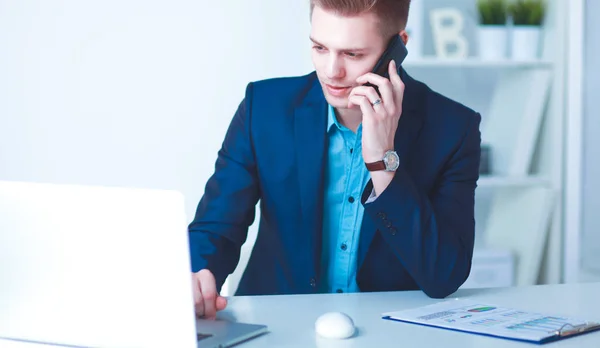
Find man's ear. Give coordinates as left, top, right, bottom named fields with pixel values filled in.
left=399, top=30, right=409, bottom=46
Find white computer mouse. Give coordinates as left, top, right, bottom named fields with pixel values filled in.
left=315, top=311, right=356, bottom=339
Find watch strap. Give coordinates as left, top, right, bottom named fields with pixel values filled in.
left=365, top=160, right=386, bottom=171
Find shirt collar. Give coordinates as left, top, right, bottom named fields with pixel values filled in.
left=327, top=104, right=342, bottom=132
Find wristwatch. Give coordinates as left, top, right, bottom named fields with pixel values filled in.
left=365, top=150, right=400, bottom=172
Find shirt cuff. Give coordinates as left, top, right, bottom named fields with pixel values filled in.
left=365, top=188, right=378, bottom=204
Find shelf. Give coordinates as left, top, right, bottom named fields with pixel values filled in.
left=403, top=57, right=553, bottom=69
left=477, top=175, right=551, bottom=188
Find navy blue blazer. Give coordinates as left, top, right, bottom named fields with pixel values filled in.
left=188, top=68, right=481, bottom=299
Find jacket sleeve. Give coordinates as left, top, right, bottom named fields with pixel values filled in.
left=361, top=112, right=481, bottom=298
left=188, top=83, right=260, bottom=292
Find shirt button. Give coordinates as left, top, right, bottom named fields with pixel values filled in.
left=340, top=243, right=347, bottom=251
left=310, top=278, right=316, bottom=288
left=348, top=196, right=355, bottom=203
left=336, top=289, right=343, bottom=293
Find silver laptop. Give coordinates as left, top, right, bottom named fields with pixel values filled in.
left=0, top=180, right=267, bottom=348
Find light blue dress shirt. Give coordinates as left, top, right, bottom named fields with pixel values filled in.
left=320, top=104, right=371, bottom=293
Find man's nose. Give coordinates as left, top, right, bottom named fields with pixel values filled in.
left=325, top=56, right=345, bottom=79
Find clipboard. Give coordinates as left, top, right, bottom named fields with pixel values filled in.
left=381, top=299, right=600, bottom=344
left=551, top=322, right=600, bottom=341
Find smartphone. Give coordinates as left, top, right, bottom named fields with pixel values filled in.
left=364, top=34, right=408, bottom=95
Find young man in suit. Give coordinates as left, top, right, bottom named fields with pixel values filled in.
left=190, top=0, right=481, bottom=318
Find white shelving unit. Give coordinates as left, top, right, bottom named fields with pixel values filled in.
left=404, top=0, right=569, bottom=289
left=564, top=0, right=585, bottom=284
left=478, top=176, right=550, bottom=188
left=404, top=58, right=553, bottom=69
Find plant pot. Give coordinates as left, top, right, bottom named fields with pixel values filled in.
left=511, top=25, right=542, bottom=60
left=478, top=25, right=508, bottom=60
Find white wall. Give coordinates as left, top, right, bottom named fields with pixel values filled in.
left=0, top=0, right=313, bottom=294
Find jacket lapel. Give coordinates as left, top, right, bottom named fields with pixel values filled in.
left=357, top=68, right=426, bottom=269
left=294, top=76, right=328, bottom=280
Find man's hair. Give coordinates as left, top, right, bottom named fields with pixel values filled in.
left=309, top=0, right=411, bottom=39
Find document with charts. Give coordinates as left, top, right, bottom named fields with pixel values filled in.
left=382, top=299, right=600, bottom=344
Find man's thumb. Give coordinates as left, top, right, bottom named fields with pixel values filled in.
left=216, top=296, right=227, bottom=311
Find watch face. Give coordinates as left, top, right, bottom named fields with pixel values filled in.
left=384, top=151, right=400, bottom=171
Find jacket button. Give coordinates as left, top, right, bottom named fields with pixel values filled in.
left=377, top=212, right=386, bottom=219
left=389, top=227, right=397, bottom=236
left=310, top=278, right=316, bottom=287
left=386, top=220, right=393, bottom=228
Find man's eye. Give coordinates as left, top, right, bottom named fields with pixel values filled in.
left=313, top=45, right=324, bottom=51
left=345, top=52, right=362, bottom=58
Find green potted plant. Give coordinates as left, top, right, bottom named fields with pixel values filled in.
left=476, top=0, right=509, bottom=60
left=508, top=0, right=546, bottom=60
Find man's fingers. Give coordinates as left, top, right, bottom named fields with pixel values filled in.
left=348, top=95, right=375, bottom=119
left=356, top=72, right=390, bottom=89
left=350, top=86, right=383, bottom=106
left=198, top=269, right=218, bottom=319
left=356, top=74, right=394, bottom=110
left=193, top=276, right=205, bottom=317
left=192, top=270, right=226, bottom=318
left=388, top=60, right=405, bottom=108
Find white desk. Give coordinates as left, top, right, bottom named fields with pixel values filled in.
left=2, top=282, right=600, bottom=347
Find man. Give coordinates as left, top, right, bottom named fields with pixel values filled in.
left=189, top=0, right=481, bottom=318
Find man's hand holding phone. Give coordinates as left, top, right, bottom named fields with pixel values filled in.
left=349, top=59, right=405, bottom=164
left=192, top=269, right=228, bottom=319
